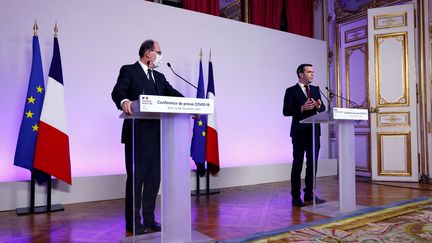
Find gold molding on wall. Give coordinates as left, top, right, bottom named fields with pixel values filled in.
left=355, top=132, right=371, bottom=172
left=374, top=32, right=409, bottom=107
left=377, top=132, right=412, bottom=176
left=345, top=25, right=368, bottom=43
left=377, top=112, right=410, bottom=127
left=374, top=12, right=407, bottom=29
left=345, top=43, right=369, bottom=109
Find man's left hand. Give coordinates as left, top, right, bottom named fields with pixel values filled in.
left=314, top=99, right=322, bottom=109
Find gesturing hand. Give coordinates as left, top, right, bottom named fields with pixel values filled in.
left=315, top=99, right=322, bottom=109
left=301, top=99, right=316, bottom=112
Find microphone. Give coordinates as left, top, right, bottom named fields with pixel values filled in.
left=166, top=63, right=197, bottom=89
left=317, top=86, right=331, bottom=111
left=325, top=87, right=359, bottom=108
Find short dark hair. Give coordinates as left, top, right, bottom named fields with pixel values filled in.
left=296, top=64, right=313, bottom=78
left=139, top=39, right=155, bottom=58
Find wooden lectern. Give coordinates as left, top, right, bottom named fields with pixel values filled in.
left=121, top=95, right=215, bottom=242
left=301, top=107, right=368, bottom=217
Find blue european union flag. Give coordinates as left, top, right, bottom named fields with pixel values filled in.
left=191, top=60, right=207, bottom=177
left=14, top=35, right=49, bottom=183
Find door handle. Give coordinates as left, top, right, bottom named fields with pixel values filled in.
left=369, top=107, right=380, bottom=113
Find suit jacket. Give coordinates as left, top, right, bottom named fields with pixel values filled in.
left=111, top=61, right=183, bottom=144
left=283, top=83, right=325, bottom=137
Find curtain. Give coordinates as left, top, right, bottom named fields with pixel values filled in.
left=183, top=0, right=220, bottom=16
left=249, top=0, right=283, bottom=30
left=285, top=0, right=314, bottom=37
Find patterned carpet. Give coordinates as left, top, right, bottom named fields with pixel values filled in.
left=222, top=197, right=432, bottom=243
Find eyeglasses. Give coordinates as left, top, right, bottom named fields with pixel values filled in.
left=151, top=50, right=162, bottom=55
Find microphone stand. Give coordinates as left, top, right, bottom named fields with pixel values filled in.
left=325, top=87, right=360, bottom=108
left=167, top=63, right=198, bottom=89
left=317, top=86, right=332, bottom=112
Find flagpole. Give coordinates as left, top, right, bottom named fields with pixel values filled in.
left=30, top=20, right=38, bottom=214
left=17, top=20, right=39, bottom=215
left=30, top=173, right=35, bottom=213
left=192, top=48, right=204, bottom=196
left=33, top=19, right=38, bottom=36
left=47, top=22, right=57, bottom=213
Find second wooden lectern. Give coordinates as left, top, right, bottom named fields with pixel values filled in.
left=301, top=107, right=368, bottom=217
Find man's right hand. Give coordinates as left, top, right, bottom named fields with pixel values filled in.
left=301, top=99, right=316, bottom=112
left=122, top=100, right=133, bottom=115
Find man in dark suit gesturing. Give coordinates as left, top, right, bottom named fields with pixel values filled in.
left=112, top=39, right=183, bottom=234
left=283, top=64, right=326, bottom=207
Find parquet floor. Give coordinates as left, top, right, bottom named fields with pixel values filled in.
left=0, top=176, right=431, bottom=242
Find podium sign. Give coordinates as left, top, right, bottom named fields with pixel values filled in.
left=333, top=107, right=368, bottom=120
left=139, top=95, right=214, bottom=114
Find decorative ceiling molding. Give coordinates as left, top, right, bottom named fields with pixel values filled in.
left=334, top=0, right=408, bottom=20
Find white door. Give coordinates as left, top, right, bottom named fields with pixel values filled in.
left=368, top=4, right=418, bottom=181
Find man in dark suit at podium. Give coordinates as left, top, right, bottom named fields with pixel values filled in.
left=283, top=64, right=326, bottom=207
left=111, top=39, right=183, bottom=234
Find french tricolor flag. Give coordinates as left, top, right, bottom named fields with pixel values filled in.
left=205, top=57, right=220, bottom=175
left=33, top=35, right=71, bottom=185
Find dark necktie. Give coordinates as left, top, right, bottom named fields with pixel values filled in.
left=148, top=69, right=158, bottom=95
left=305, top=85, right=311, bottom=99
left=148, top=69, right=155, bottom=83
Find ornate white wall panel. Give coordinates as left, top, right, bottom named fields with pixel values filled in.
left=374, top=12, right=407, bottom=29
left=375, top=33, right=408, bottom=106
left=378, top=132, right=411, bottom=176
left=377, top=112, right=410, bottom=127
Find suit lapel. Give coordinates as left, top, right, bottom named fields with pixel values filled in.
left=153, top=71, right=161, bottom=95
left=295, top=83, right=308, bottom=102
left=134, top=61, right=147, bottom=81
left=134, top=62, right=159, bottom=95
left=132, top=62, right=147, bottom=95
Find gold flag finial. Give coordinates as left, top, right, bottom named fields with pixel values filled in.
left=54, top=22, right=58, bottom=37
left=33, top=19, right=38, bottom=36
left=199, top=48, right=203, bottom=61
left=209, top=49, right=212, bottom=62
